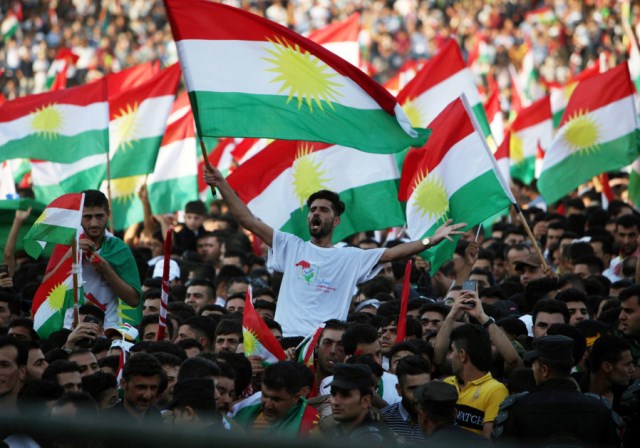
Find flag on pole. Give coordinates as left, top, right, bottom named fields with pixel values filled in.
left=32, top=244, right=80, bottom=338
left=395, top=259, right=413, bottom=344
left=525, top=6, right=557, bottom=25
left=0, top=79, right=109, bottom=163
left=396, top=39, right=492, bottom=140
left=538, top=63, right=640, bottom=205
left=226, top=139, right=406, bottom=244
left=45, top=48, right=79, bottom=91
left=509, top=96, right=553, bottom=184
left=549, top=63, right=601, bottom=128
left=23, top=193, right=84, bottom=259
left=308, top=13, right=360, bottom=67
left=494, top=129, right=511, bottom=187
left=156, top=228, right=172, bottom=342
left=242, top=287, right=286, bottom=365
left=297, top=324, right=325, bottom=370
left=383, top=60, right=421, bottom=96
left=164, top=0, right=428, bottom=154
left=399, top=96, right=515, bottom=273
left=485, top=89, right=504, bottom=146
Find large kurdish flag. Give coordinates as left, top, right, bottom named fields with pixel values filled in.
left=0, top=79, right=109, bottom=163
left=549, top=63, right=601, bottom=128
left=509, top=95, right=553, bottom=184
left=164, top=0, right=427, bottom=154
left=226, top=139, right=405, bottom=244
left=23, top=193, right=83, bottom=259
left=396, top=39, right=492, bottom=140
left=399, top=96, right=514, bottom=272
left=538, top=63, right=640, bottom=205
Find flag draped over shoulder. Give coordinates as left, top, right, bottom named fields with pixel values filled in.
left=243, top=288, right=286, bottom=365
left=0, top=79, right=109, bottom=163
left=226, top=139, right=406, bottom=244
left=32, top=244, right=79, bottom=338
left=164, top=0, right=428, bottom=154
left=396, top=39, right=492, bottom=140
left=538, top=63, right=640, bottom=205
left=399, top=96, right=514, bottom=272
left=23, top=193, right=83, bottom=259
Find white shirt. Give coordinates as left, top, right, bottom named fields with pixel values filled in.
left=269, top=231, right=385, bottom=337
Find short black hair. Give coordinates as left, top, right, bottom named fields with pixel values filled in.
left=184, top=316, right=218, bottom=341
left=306, top=190, right=345, bottom=216
left=395, top=355, right=431, bottom=386
left=82, top=190, right=109, bottom=212
left=262, top=361, right=304, bottom=396
left=122, top=352, right=165, bottom=381
left=0, top=291, right=20, bottom=315
left=139, top=314, right=175, bottom=340
left=532, top=299, right=570, bottom=326
left=589, top=335, right=631, bottom=372
left=619, top=284, right=640, bottom=307
left=450, top=324, right=492, bottom=372
left=42, top=360, right=81, bottom=382
left=343, top=324, right=378, bottom=356
left=82, top=372, right=117, bottom=402
left=215, top=318, right=242, bottom=339
left=177, top=356, right=220, bottom=382
left=185, top=200, right=207, bottom=216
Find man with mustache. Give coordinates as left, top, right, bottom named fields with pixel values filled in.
left=204, top=168, right=465, bottom=338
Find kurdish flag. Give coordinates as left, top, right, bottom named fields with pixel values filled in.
left=509, top=96, right=553, bottom=184
left=538, top=63, right=640, bottom=205
left=0, top=79, right=109, bottom=163
left=32, top=244, right=79, bottom=338
left=105, top=64, right=182, bottom=230
left=399, top=96, right=514, bottom=273
left=297, top=324, right=325, bottom=370
left=31, top=63, right=162, bottom=205
left=243, top=287, right=286, bottom=365
left=164, top=0, right=427, bottom=154
left=226, top=139, right=405, bottom=244
left=485, top=89, right=504, bottom=146
left=23, top=193, right=83, bottom=259
left=396, top=39, right=492, bottom=140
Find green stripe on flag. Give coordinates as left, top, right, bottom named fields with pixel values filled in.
left=110, top=136, right=164, bottom=178
left=511, top=156, right=536, bottom=185
left=148, top=176, right=199, bottom=215
left=0, top=129, right=108, bottom=163
left=471, top=103, right=492, bottom=138
left=190, top=91, right=429, bottom=154
left=281, top=180, right=405, bottom=243
left=538, top=132, right=640, bottom=205
left=552, top=109, right=564, bottom=129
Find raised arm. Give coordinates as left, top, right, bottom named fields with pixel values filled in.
left=2, top=207, right=31, bottom=276
left=379, top=219, right=466, bottom=264
left=203, top=166, right=274, bottom=247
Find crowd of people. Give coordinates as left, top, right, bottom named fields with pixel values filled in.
left=0, top=164, right=639, bottom=446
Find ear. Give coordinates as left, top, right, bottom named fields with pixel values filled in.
left=395, top=383, right=402, bottom=397
left=459, top=348, right=469, bottom=364
left=18, top=366, right=26, bottom=383
left=541, top=363, right=551, bottom=379
left=333, top=216, right=341, bottom=228
left=293, top=391, right=302, bottom=402
left=361, top=393, right=372, bottom=409
left=601, top=361, right=613, bottom=373
left=184, top=405, right=196, bottom=421
left=120, top=378, right=127, bottom=390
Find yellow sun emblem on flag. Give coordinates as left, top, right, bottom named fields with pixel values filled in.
left=510, top=133, right=525, bottom=163
left=412, top=170, right=449, bottom=222
left=561, top=109, right=601, bottom=155
left=111, top=175, right=146, bottom=205
left=34, top=209, right=48, bottom=225
left=113, top=103, right=141, bottom=152
left=243, top=328, right=259, bottom=355
left=263, top=36, right=343, bottom=112
left=402, top=99, right=424, bottom=128
left=48, top=282, right=68, bottom=311
left=292, top=143, right=330, bottom=208
left=31, top=103, right=64, bottom=139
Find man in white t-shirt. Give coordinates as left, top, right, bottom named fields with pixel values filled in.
left=204, top=168, right=465, bottom=337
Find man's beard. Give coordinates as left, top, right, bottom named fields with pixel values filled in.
left=309, top=218, right=332, bottom=239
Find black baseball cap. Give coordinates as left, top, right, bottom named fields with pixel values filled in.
left=524, top=335, right=574, bottom=363
left=330, top=364, right=375, bottom=390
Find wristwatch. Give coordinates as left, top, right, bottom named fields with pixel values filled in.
left=421, top=237, right=431, bottom=248
left=482, top=317, right=496, bottom=328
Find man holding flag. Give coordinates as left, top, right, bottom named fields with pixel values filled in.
left=203, top=168, right=466, bottom=338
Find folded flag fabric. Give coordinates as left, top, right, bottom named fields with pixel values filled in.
left=242, top=287, right=286, bottom=365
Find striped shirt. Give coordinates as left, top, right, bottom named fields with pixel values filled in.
left=380, top=402, right=425, bottom=443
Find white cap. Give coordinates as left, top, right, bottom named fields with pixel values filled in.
left=153, top=259, right=181, bottom=281
left=104, top=323, right=139, bottom=342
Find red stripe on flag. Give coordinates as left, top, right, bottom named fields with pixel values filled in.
left=396, top=39, right=465, bottom=103
left=494, top=129, right=510, bottom=160
left=560, top=63, right=635, bottom=127
left=108, top=63, right=181, bottom=120
left=160, top=108, right=195, bottom=147
left=164, top=0, right=399, bottom=115
left=398, top=98, right=474, bottom=201
left=105, top=61, right=160, bottom=101
left=308, top=13, right=359, bottom=42
left=47, top=193, right=83, bottom=211
left=243, top=287, right=287, bottom=361
left=395, top=259, right=412, bottom=344
left=0, top=78, right=108, bottom=122
left=511, top=96, right=552, bottom=131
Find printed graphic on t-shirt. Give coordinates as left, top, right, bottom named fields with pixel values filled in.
left=295, top=260, right=319, bottom=285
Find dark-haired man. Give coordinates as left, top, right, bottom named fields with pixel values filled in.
left=204, top=168, right=465, bottom=337
left=0, top=336, right=27, bottom=409
left=618, top=284, right=640, bottom=378
left=57, top=190, right=141, bottom=329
